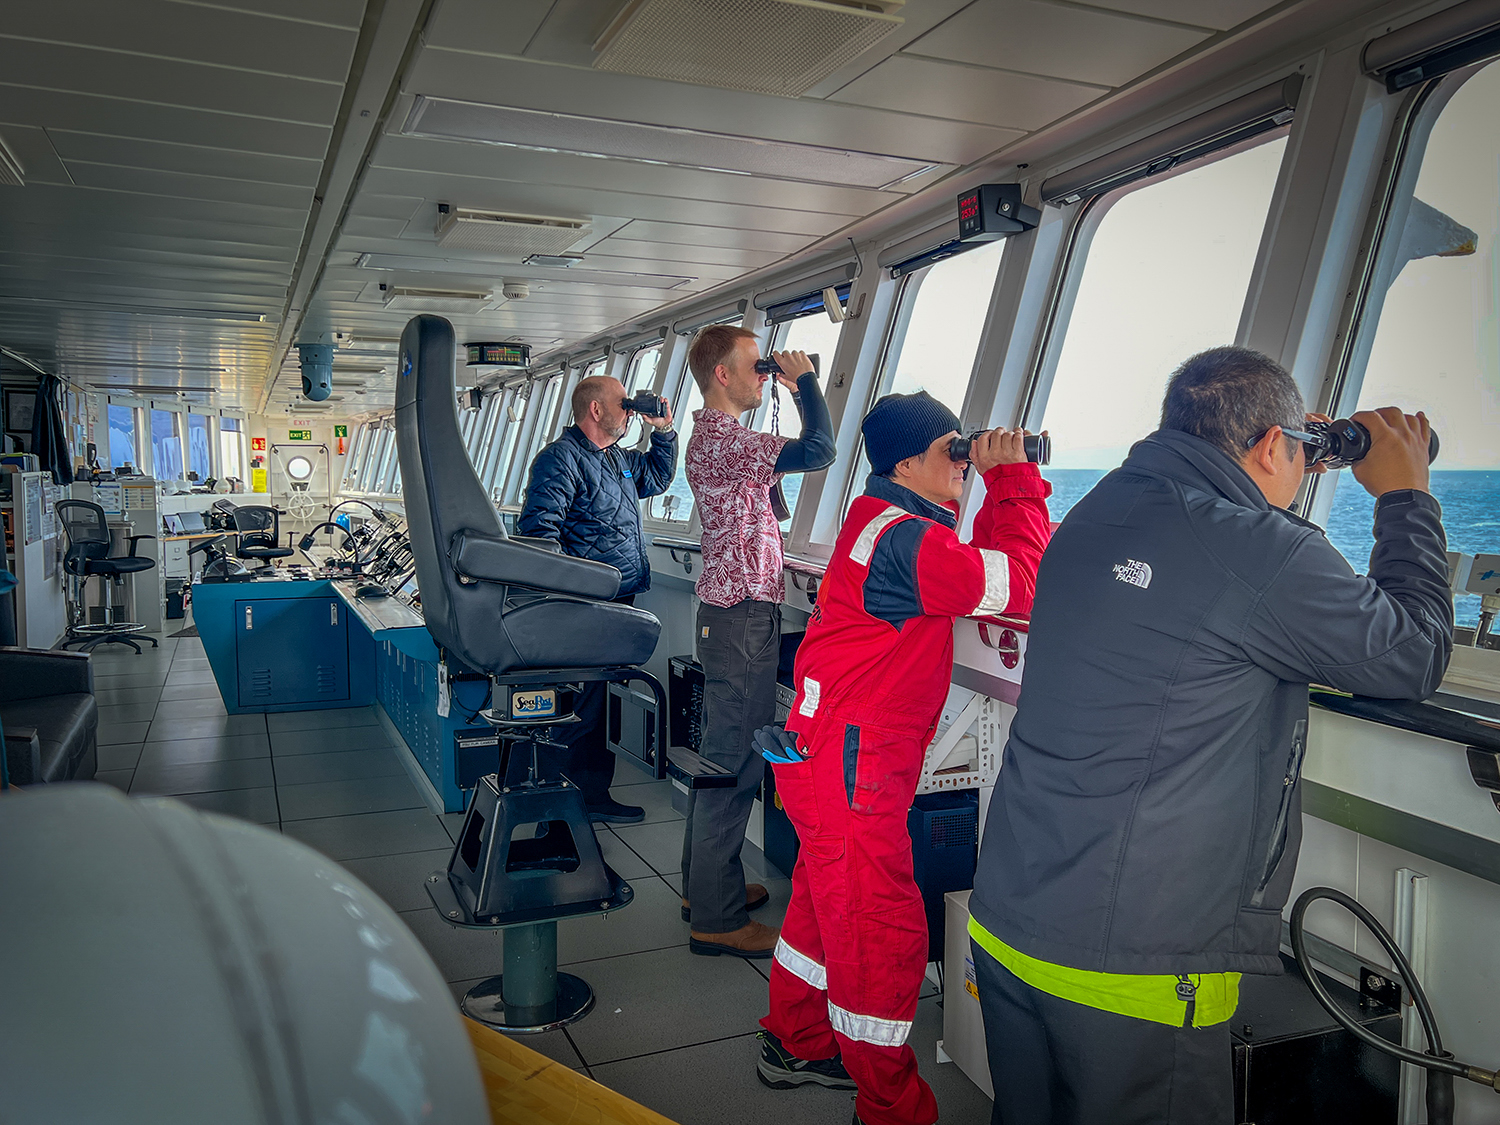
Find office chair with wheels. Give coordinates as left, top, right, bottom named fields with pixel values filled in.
left=231, top=505, right=293, bottom=569
left=56, top=500, right=158, bottom=653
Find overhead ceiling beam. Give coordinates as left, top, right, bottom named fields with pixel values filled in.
left=257, top=0, right=437, bottom=414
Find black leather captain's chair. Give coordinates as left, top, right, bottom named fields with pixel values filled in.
left=57, top=500, right=159, bottom=653
left=398, top=314, right=661, bottom=1035
left=232, top=505, right=293, bottom=569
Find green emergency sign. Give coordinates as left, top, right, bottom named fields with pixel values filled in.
left=288, top=429, right=312, bottom=441
left=334, top=425, right=348, bottom=438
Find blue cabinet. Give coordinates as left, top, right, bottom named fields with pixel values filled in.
left=235, top=597, right=349, bottom=708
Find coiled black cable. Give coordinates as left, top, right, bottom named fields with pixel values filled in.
left=1289, top=886, right=1500, bottom=1124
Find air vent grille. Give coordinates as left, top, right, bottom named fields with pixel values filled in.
left=436, top=208, right=590, bottom=256
left=381, top=286, right=492, bottom=314
left=595, top=0, right=903, bottom=98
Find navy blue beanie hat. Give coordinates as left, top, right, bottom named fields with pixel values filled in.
left=862, top=391, right=962, bottom=475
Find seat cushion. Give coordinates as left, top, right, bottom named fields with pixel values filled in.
left=88, top=556, right=154, bottom=576
left=240, top=547, right=293, bottom=559
left=0, top=693, right=98, bottom=782
left=498, top=599, right=660, bottom=673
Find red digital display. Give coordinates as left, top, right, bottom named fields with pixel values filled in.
left=958, top=192, right=981, bottom=222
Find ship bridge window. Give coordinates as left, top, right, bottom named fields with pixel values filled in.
left=650, top=310, right=746, bottom=525
left=504, top=373, right=565, bottom=506
left=108, top=404, right=138, bottom=471
left=220, top=416, right=245, bottom=483
left=620, top=344, right=664, bottom=447
left=1028, top=135, right=1288, bottom=522
left=753, top=308, right=846, bottom=530
left=1319, top=60, right=1500, bottom=629
left=187, top=413, right=211, bottom=481
left=842, top=239, right=1008, bottom=514
left=150, top=408, right=185, bottom=481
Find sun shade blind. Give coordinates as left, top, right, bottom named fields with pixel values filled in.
left=1364, top=0, right=1500, bottom=91
left=672, top=299, right=748, bottom=336
left=1040, top=74, right=1303, bottom=205
left=764, top=283, right=852, bottom=324
left=752, top=263, right=858, bottom=312
left=612, top=328, right=667, bottom=354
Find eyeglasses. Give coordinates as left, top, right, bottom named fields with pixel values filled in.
left=1246, top=426, right=1320, bottom=465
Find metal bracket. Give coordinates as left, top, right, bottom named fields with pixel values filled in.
left=789, top=570, right=820, bottom=603
left=977, top=621, right=1020, bottom=669
left=666, top=546, right=694, bottom=575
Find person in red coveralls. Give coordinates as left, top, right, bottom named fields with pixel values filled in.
left=756, top=391, right=1053, bottom=1125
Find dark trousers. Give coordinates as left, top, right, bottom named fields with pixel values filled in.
left=681, top=598, right=780, bottom=933
left=973, top=941, right=1233, bottom=1125
left=542, top=594, right=633, bottom=807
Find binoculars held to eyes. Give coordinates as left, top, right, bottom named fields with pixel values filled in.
left=754, top=353, right=820, bottom=377
left=949, top=431, right=1051, bottom=465
left=622, top=392, right=667, bottom=417
left=1296, top=418, right=1440, bottom=470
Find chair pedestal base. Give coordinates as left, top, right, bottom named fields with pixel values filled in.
left=458, top=921, right=596, bottom=1033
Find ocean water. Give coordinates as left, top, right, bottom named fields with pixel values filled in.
left=1043, top=468, right=1499, bottom=629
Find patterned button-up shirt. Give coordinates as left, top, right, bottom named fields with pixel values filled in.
left=686, top=407, right=789, bottom=607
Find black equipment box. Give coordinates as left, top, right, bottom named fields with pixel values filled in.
left=909, top=791, right=978, bottom=964
left=668, top=655, right=704, bottom=752
left=164, top=579, right=186, bottom=619
left=608, top=681, right=660, bottom=774
left=1231, top=953, right=1401, bottom=1123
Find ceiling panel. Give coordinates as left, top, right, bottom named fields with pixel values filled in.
left=908, top=1, right=1208, bottom=87
left=580, top=238, right=782, bottom=270
left=423, top=0, right=556, bottom=55
left=371, top=134, right=893, bottom=218
left=0, top=40, right=346, bottom=125
left=61, top=164, right=315, bottom=211
left=0, top=126, right=74, bottom=185
left=607, top=220, right=814, bottom=253
left=1083, top=0, right=1283, bottom=32
left=828, top=55, right=1104, bottom=130
left=357, top=168, right=856, bottom=236
left=45, top=132, right=322, bottom=186
left=403, top=50, right=1022, bottom=167
left=174, top=0, right=366, bottom=29
left=1, top=0, right=360, bottom=82
left=0, top=86, right=333, bottom=158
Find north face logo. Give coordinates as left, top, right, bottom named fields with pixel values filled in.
left=1113, top=559, right=1152, bottom=589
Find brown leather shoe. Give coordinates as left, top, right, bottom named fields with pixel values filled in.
left=690, top=920, right=779, bottom=959
left=681, top=883, right=771, bottom=922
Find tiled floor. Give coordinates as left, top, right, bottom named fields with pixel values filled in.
left=85, top=628, right=992, bottom=1125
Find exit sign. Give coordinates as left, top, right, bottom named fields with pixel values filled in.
left=334, top=425, right=348, bottom=438
left=288, top=429, right=312, bottom=441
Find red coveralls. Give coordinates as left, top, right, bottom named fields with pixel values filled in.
left=763, top=463, right=1052, bottom=1125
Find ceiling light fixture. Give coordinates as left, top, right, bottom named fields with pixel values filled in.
left=522, top=253, right=585, bottom=268
left=356, top=252, right=694, bottom=290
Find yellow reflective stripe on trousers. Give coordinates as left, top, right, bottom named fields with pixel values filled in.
left=967, top=916, right=1241, bottom=1028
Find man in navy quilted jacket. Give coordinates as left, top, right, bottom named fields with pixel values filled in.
left=519, top=374, right=677, bottom=823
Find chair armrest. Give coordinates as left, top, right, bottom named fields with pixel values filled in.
left=126, top=534, right=155, bottom=557
left=450, top=530, right=621, bottom=601
left=510, top=535, right=562, bottom=554
left=3, top=725, right=41, bottom=786
left=0, top=647, right=94, bottom=704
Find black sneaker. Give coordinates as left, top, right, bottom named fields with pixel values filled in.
left=587, top=799, right=645, bottom=824
left=756, top=1029, right=857, bottom=1090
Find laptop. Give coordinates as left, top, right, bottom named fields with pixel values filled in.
left=178, top=510, right=207, bottom=533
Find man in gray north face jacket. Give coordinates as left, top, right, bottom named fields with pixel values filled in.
left=970, top=347, right=1451, bottom=1125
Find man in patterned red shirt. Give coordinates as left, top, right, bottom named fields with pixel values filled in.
left=681, top=324, right=836, bottom=958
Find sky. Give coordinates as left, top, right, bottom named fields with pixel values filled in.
left=1353, top=61, right=1500, bottom=470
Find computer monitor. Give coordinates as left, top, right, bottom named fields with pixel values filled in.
left=162, top=513, right=185, bottom=535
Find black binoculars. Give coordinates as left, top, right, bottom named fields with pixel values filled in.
left=949, top=431, right=1051, bottom=465
left=622, top=392, right=667, bottom=417
left=754, top=353, right=820, bottom=377
left=1285, top=418, right=1439, bottom=470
